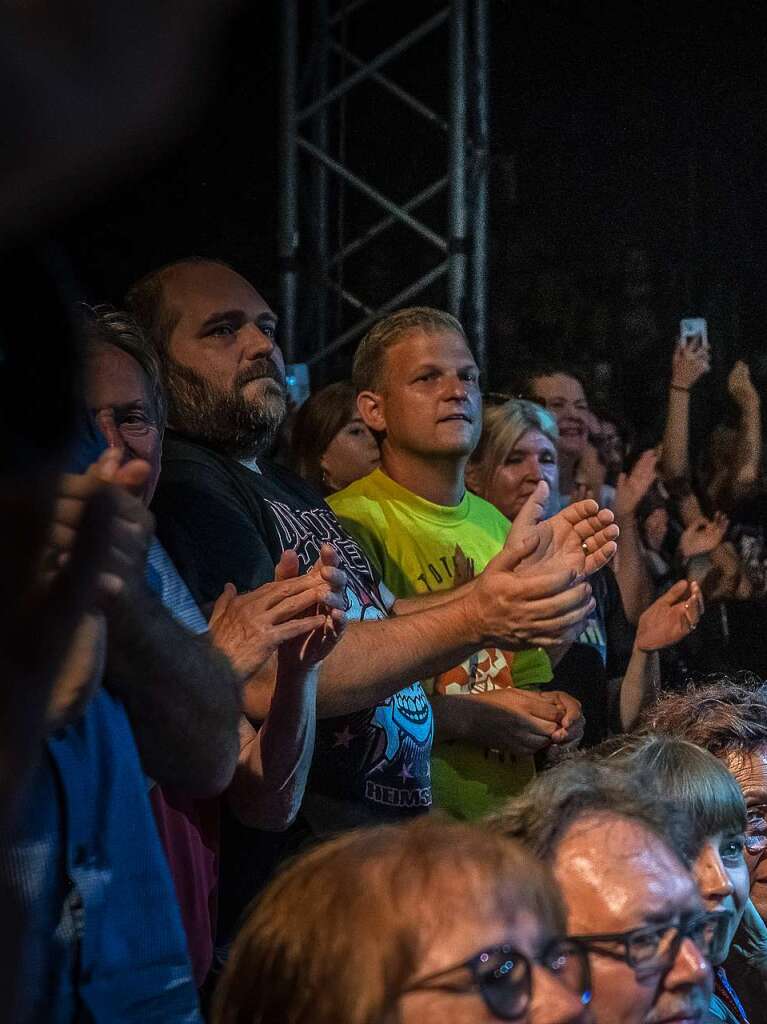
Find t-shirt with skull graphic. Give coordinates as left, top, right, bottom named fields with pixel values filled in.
left=152, top=431, right=434, bottom=831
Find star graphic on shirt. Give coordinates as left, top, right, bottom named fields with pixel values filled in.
left=333, top=725, right=355, bottom=748
left=399, top=763, right=414, bottom=783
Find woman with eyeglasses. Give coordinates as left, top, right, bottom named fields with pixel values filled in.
left=212, top=818, right=592, bottom=1024
left=599, top=735, right=752, bottom=1023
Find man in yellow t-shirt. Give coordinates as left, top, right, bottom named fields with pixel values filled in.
left=328, top=307, right=584, bottom=819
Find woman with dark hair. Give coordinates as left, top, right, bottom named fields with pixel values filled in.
left=290, top=380, right=380, bottom=494
left=213, top=818, right=592, bottom=1024
left=597, top=735, right=750, bottom=1023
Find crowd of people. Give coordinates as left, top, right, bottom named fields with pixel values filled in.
left=3, top=250, right=767, bottom=1024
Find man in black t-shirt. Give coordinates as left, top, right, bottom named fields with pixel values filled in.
left=126, top=258, right=618, bottom=831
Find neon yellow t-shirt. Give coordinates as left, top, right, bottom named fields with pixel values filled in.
left=328, top=468, right=552, bottom=819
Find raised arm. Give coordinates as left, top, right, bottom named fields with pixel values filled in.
left=728, top=361, right=762, bottom=499
left=209, top=546, right=346, bottom=830
left=618, top=579, right=703, bottom=730
left=610, top=450, right=657, bottom=623
left=658, top=338, right=710, bottom=483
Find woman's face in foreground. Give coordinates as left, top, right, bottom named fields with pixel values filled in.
left=691, top=831, right=749, bottom=964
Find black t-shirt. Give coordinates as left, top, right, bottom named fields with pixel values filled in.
left=152, top=431, right=433, bottom=823
left=542, top=568, right=634, bottom=746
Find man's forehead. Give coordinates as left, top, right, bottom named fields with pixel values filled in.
left=553, top=815, right=697, bottom=930
left=163, top=262, right=274, bottom=320
left=727, top=748, right=767, bottom=790
left=86, top=344, right=147, bottom=399
left=387, top=328, right=476, bottom=367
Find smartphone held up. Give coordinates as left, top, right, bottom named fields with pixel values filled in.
left=679, top=317, right=708, bottom=351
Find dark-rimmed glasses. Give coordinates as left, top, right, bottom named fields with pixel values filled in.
left=569, top=910, right=725, bottom=978
left=402, top=937, right=591, bottom=1021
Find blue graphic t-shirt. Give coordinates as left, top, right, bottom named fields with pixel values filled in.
left=152, top=432, right=433, bottom=827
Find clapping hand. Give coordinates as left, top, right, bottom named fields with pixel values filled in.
left=506, top=480, right=620, bottom=578
left=209, top=545, right=347, bottom=680
left=44, top=448, right=154, bottom=603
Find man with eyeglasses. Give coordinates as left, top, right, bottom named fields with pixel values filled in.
left=495, top=758, right=715, bottom=1024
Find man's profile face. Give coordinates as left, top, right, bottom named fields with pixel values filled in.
left=553, top=815, right=712, bottom=1024
left=161, top=262, right=287, bottom=457
left=366, top=329, right=482, bottom=465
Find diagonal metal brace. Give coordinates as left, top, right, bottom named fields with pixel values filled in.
left=297, top=7, right=449, bottom=123
left=328, top=177, right=448, bottom=267
left=307, top=260, right=450, bottom=365
left=329, top=40, right=449, bottom=132
left=297, top=136, right=447, bottom=251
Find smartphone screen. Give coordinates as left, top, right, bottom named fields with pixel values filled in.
left=680, top=317, right=708, bottom=349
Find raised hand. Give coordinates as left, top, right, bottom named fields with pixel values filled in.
left=727, top=360, right=759, bottom=408
left=505, top=480, right=620, bottom=578
left=678, top=513, right=729, bottom=560
left=635, top=579, right=704, bottom=652
left=672, top=337, right=710, bottom=390
left=613, top=450, right=657, bottom=521
left=208, top=545, right=347, bottom=680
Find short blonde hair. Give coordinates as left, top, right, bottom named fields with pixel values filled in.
left=469, top=398, right=559, bottom=500
left=213, top=818, right=563, bottom=1024
left=352, top=306, right=467, bottom=393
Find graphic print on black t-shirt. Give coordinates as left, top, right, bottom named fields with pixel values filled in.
left=153, top=435, right=433, bottom=818
left=262, top=497, right=433, bottom=814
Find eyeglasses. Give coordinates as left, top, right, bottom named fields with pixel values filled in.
left=569, top=911, right=725, bottom=978
left=745, top=805, right=767, bottom=854
left=402, top=938, right=591, bottom=1021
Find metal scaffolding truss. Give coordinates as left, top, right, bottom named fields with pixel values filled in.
left=279, top=0, right=489, bottom=374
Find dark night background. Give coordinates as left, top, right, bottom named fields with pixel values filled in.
left=55, top=1, right=767, bottom=443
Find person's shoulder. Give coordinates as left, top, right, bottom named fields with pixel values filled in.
left=258, top=457, right=328, bottom=507
left=328, top=470, right=386, bottom=511
left=160, top=432, right=238, bottom=486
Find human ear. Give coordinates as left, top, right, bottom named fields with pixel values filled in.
left=357, top=390, right=386, bottom=433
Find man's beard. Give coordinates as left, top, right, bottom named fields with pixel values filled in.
left=164, top=356, right=287, bottom=458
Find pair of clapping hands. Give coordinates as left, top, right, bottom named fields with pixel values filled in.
left=457, top=480, right=703, bottom=753
left=49, top=449, right=347, bottom=694
left=449, top=480, right=617, bottom=754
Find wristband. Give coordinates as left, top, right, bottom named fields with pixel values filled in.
left=670, top=384, right=690, bottom=393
